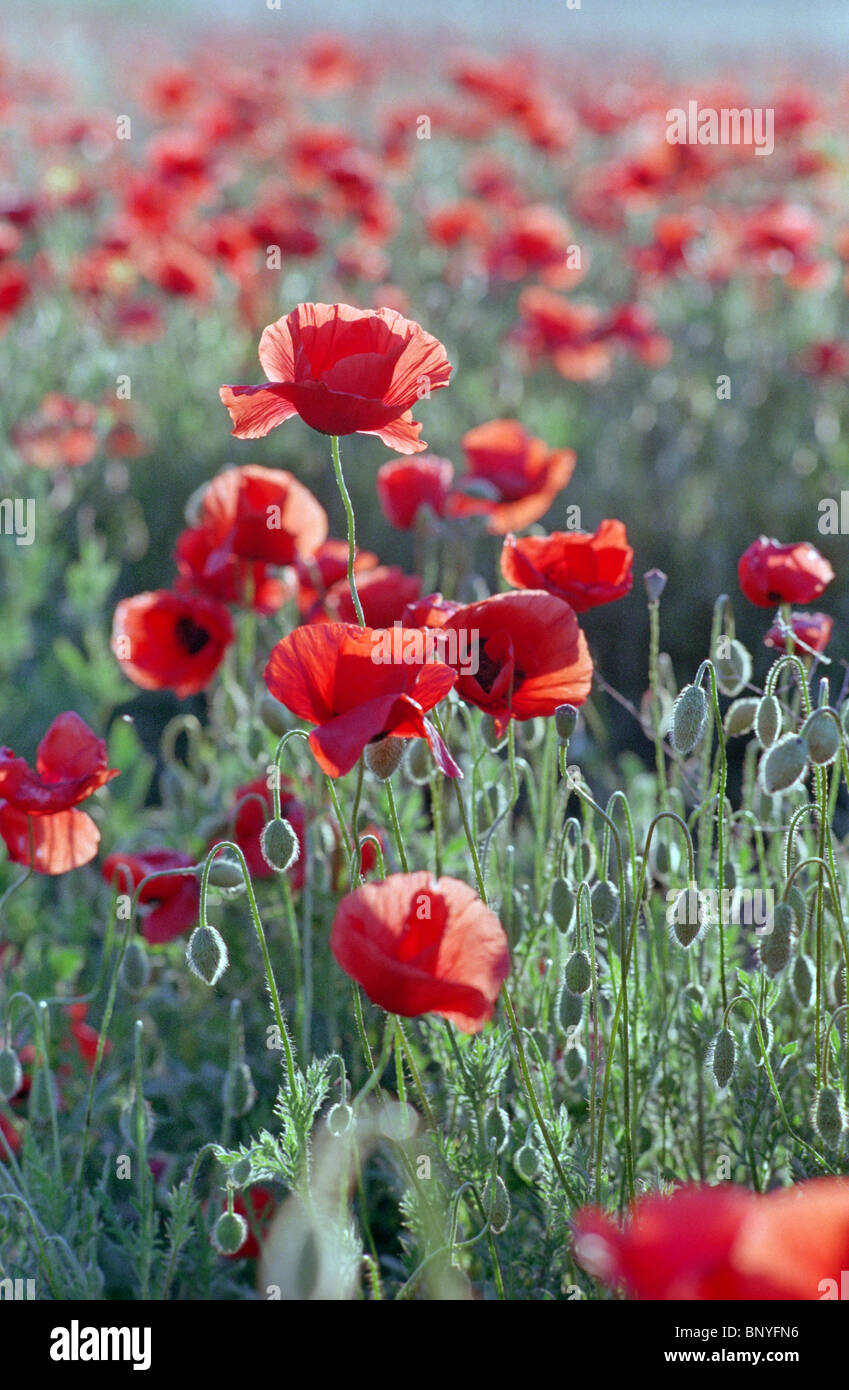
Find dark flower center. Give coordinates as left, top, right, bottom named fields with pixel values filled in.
left=475, top=650, right=524, bottom=695
left=176, top=615, right=211, bottom=655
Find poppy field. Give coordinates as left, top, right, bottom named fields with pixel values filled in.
left=3, top=2, right=849, bottom=1314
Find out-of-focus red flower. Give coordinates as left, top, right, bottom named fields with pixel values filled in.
left=574, top=1178, right=849, bottom=1300
left=331, top=871, right=510, bottom=1033
left=426, top=200, right=491, bottom=249
left=229, top=776, right=306, bottom=888
left=441, top=591, right=593, bottom=737
left=602, top=303, right=671, bottom=367
left=0, top=261, right=30, bottom=330
left=377, top=455, right=454, bottom=530
left=295, top=539, right=378, bottom=619
left=224, top=1185, right=277, bottom=1260
left=513, top=287, right=610, bottom=382
left=400, top=593, right=463, bottom=629
left=189, top=465, right=328, bottom=568
left=299, top=33, right=365, bottom=94
left=486, top=204, right=580, bottom=287
left=264, top=622, right=459, bottom=778
left=102, top=848, right=199, bottom=945
left=0, top=712, right=118, bottom=814
left=792, top=340, right=849, bottom=378
left=447, top=419, right=576, bottom=534
left=0, top=804, right=102, bottom=876
left=630, top=212, right=704, bottom=278
left=0, top=1111, right=22, bottom=1159
left=66, top=1003, right=110, bottom=1069
left=111, top=589, right=235, bottom=697
left=12, top=394, right=98, bottom=469
left=501, top=521, right=634, bottom=612
left=175, top=526, right=290, bottom=616
left=764, top=610, right=833, bottom=654
left=142, top=240, right=215, bottom=301
left=219, top=302, right=451, bottom=454
left=738, top=536, right=834, bottom=608
left=322, top=566, right=421, bottom=627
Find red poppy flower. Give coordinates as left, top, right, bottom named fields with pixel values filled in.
left=0, top=712, right=118, bottom=814
left=513, top=287, right=610, bottom=382
left=447, top=419, right=576, bottom=534
left=574, top=1178, right=849, bottom=1300
left=0, top=1111, right=22, bottom=1159
left=12, top=394, right=98, bottom=469
left=229, top=776, right=306, bottom=888
left=175, top=526, right=289, bottom=615
left=111, top=590, right=235, bottom=697
left=295, top=539, right=378, bottom=618
left=219, top=301, right=451, bottom=454
left=793, top=340, right=849, bottom=379
left=321, top=565, right=421, bottom=627
left=0, top=803, right=101, bottom=875
left=441, top=591, right=593, bottom=737
left=264, top=622, right=459, bottom=778
left=66, top=1003, right=110, bottom=1069
left=102, top=848, right=199, bottom=945
left=400, top=593, right=463, bottom=629
left=500, top=521, right=634, bottom=612
left=486, top=204, right=579, bottom=287
left=190, top=465, right=328, bottom=568
left=764, top=610, right=833, bottom=654
left=331, top=872, right=510, bottom=1033
left=0, top=262, right=30, bottom=331
left=738, top=536, right=834, bottom=608
left=376, top=455, right=454, bottom=530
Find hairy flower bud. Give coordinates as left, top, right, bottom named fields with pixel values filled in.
left=724, top=697, right=759, bottom=738
left=759, top=734, right=808, bottom=795
left=224, top=1062, right=256, bottom=1118
left=714, top=640, right=752, bottom=698
left=591, top=878, right=619, bottom=927
left=483, top=1175, right=511, bottom=1234
left=710, top=1028, right=736, bottom=1089
left=758, top=904, right=793, bottom=976
left=207, top=855, right=245, bottom=890
left=119, top=938, right=151, bottom=996
left=483, top=1105, right=510, bottom=1154
left=564, top=1043, right=586, bottom=1081
left=792, top=953, right=815, bottom=1008
left=755, top=694, right=781, bottom=748
left=260, top=817, right=300, bottom=873
left=480, top=715, right=507, bottom=751
left=671, top=684, right=708, bottom=755
left=326, top=1102, right=354, bottom=1137
left=668, top=885, right=706, bottom=948
left=0, top=1047, right=23, bottom=1102
left=212, top=1210, right=248, bottom=1256
left=564, top=949, right=591, bottom=996
left=811, top=1086, right=846, bottom=1149
left=406, top=738, right=433, bottom=784
left=643, top=568, right=667, bottom=603
left=550, top=878, right=575, bottom=932
left=230, top=1156, right=253, bottom=1187
left=364, top=735, right=406, bottom=781
left=557, top=986, right=584, bottom=1034
left=186, top=923, right=229, bottom=986
left=801, top=709, right=841, bottom=767
left=554, top=704, right=579, bottom=744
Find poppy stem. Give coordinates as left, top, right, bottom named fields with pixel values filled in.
left=330, top=434, right=365, bottom=627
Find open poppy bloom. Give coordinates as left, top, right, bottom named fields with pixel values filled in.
left=102, top=847, right=199, bottom=944
left=331, top=872, right=510, bottom=1032
left=111, top=589, right=235, bottom=697
left=441, top=591, right=593, bottom=737
left=447, top=419, right=576, bottom=534
left=321, top=565, right=421, bottom=627
left=764, top=609, right=832, bottom=653
left=574, top=1178, right=849, bottom=1300
left=295, top=539, right=378, bottom=619
left=376, top=455, right=454, bottom=530
left=175, top=525, right=290, bottom=615
left=264, top=622, right=460, bottom=777
left=187, top=465, right=328, bottom=568
left=738, top=536, right=834, bottom=608
left=219, top=301, right=452, bottom=453
left=500, top=520, right=634, bottom=611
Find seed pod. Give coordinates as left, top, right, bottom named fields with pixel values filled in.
left=207, top=855, right=245, bottom=890
left=668, top=886, right=705, bottom=948
left=555, top=704, right=578, bottom=744
left=792, top=953, right=815, bottom=1008
left=212, top=1210, right=248, bottom=1256
left=758, top=904, right=793, bottom=976
left=224, top=1062, right=256, bottom=1118
left=755, top=694, right=781, bottom=748
left=0, top=1047, right=23, bottom=1102
left=591, top=878, right=619, bottom=927
left=671, top=684, right=708, bottom=755
left=550, top=878, right=575, bottom=932
left=759, top=735, right=807, bottom=795
left=811, top=1087, right=846, bottom=1149
left=364, top=735, right=405, bottom=781
left=564, top=1044, right=586, bottom=1081
left=710, top=1028, right=736, bottom=1088
left=557, top=986, right=584, bottom=1034
left=186, top=924, right=229, bottom=986
left=714, top=639, right=752, bottom=698
left=514, top=1143, right=540, bottom=1182
left=483, top=1105, right=510, bottom=1154
left=724, top=697, right=759, bottom=738
left=326, top=1103, right=354, bottom=1137
left=564, top=949, right=591, bottom=996
left=260, top=817, right=300, bottom=873
left=119, top=939, right=152, bottom=996
left=483, top=1175, right=511, bottom=1234
left=230, top=1156, right=253, bottom=1187
left=747, top=1013, right=773, bottom=1065
left=801, top=709, right=841, bottom=767
left=406, top=738, right=432, bottom=784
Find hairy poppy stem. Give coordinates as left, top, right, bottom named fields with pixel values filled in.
left=331, top=434, right=365, bottom=627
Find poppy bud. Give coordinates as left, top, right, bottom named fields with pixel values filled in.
left=668, top=886, right=705, bottom=948
left=755, top=694, right=781, bottom=748
left=514, top=1143, right=540, bottom=1182
left=480, top=715, right=507, bottom=751
left=759, top=735, right=807, bottom=795
left=326, top=1102, right=354, bottom=1137
left=643, top=568, right=667, bottom=602
left=792, top=953, right=815, bottom=1008
left=483, top=1105, right=510, bottom=1154
left=811, top=1087, right=846, bottom=1149
left=483, top=1175, right=511, bottom=1234
left=747, top=1013, right=773, bottom=1065
left=723, top=859, right=736, bottom=890
left=224, top=1062, right=256, bottom=1118
left=758, top=904, right=793, bottom=976
left=207, top=855, right=245, bottom=890
left=119, top=939, right=151, bottom=996
left=186, top=923, right=229, bottom=986
left=364, top=735, right=406, bottom=781
left=564, top=1043, right=586, bottom=1081
left=550, top=878, right=575, bottom=932
left=591, top=878, right=619, bottom=927
left=830, top=963, right=847, bottom=1010
left=557, top=986, right=584, bottom=1034
left=710, top=1028, right=736, bottom=1089
left=0, top=1047, right=23, bottom=1102
left=212, top=1210, right=248, bottom=1256
left=724, top=697, right=759, bottom=738
left=786, top=886, right=806, bottom=932
left=259, top=691, right=291, bottom=737
left=564, top=949, right=591, bottom=996
left=230, top=1156, right=253, bottom=1187
left=260, top=817, right=300, bottom=873
left=119, top=1093, right=155, bottom=1147
left=714, top=640, right=752, bottom=698
left=406, top=738, right=432, bottom=784
left=671, top=684, right=708, bottom=755
left=554, top=704, right=579, bottom=744
left=801, top=709, right=841, bottom=767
